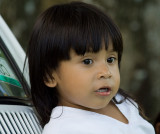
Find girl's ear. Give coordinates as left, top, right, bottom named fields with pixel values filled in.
left=44, top=78, right=57, bottom=88
left=44, top=73, right=57, bottom=88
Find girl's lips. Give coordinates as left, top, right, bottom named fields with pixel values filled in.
left=95, top=87, right=111, bottom=96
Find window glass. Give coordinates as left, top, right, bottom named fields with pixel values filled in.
left=0, top=48, right=27, bottom=98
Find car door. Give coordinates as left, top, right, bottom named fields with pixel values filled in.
left=0, top=15, right=42, bottom=134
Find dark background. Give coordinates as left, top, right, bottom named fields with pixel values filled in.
left=0, top=0, right=160, bottom=124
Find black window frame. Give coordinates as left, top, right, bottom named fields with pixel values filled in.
left=0, top=36, right=31, bottom=105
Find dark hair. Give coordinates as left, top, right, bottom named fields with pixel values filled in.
left=155, top=113, right=160, bottom=127
left=26, top=1, right=133, bottom=127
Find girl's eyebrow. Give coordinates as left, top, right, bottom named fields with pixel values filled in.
left=83, top=50, right=117, bottom=56
left=107, top=49, right=117, bottom=53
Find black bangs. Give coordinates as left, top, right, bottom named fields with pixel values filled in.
left=69, top=3, right=123, bottom=56
left=33, top=1, right=123, bottom=70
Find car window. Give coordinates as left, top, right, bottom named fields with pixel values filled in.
left=0, top=48, right=27, bottom=98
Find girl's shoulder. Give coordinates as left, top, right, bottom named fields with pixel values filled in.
left=42, top=106, right=119, bottom=134
left=42, top=106, right=94, bottom=134
left=115, top=93, right=138, bottom=108
left=114, top=93, right=140, bottom=119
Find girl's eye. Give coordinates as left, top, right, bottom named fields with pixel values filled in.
left=107, top=57, right=116, bottom=64
left=83, top=59, right=93, bottom=65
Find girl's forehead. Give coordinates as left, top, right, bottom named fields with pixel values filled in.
left=70, top=41, right=115, bottom=56
left=87, top=40, right=114, bottom=52
left=102, top=41, right=114, bottom=51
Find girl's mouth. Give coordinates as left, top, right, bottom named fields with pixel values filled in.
left=95, top=87, right=111, bottom=96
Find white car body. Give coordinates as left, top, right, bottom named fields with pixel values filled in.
left=0, top=15, right=42, bottom=134
left=0, top=15, right=25, bottom=74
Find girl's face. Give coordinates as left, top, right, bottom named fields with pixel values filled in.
left=47, top=42, right=120, bottom=111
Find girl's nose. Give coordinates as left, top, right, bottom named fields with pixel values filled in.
left=97, top=64, right=112, bottom=80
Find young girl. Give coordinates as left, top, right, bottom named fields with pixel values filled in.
left=27, top=1, right=155, bottom=134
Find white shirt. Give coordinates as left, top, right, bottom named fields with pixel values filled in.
left=43, top=94, right=155, bottom=134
